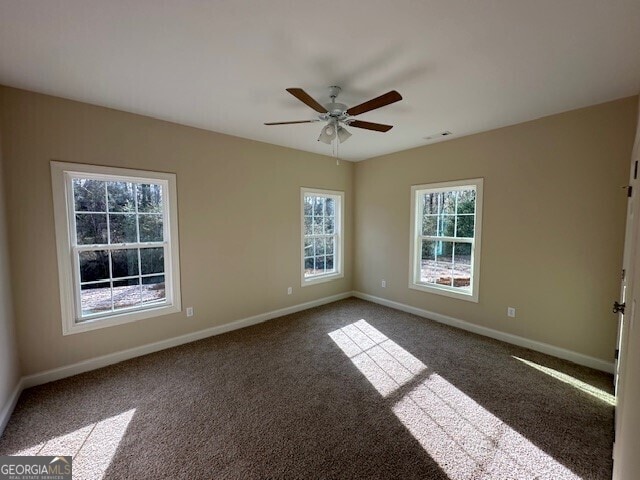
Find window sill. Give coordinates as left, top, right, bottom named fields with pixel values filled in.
left=301, top=272, right=344, bottom=287
left=409, top=282, right=478, bottom=303
left=62, top=303, right=181, bottom=335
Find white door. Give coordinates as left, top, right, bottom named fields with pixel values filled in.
left=614, top=158, right=638, bottom=393
left=612, top=99, right=640, bottom=479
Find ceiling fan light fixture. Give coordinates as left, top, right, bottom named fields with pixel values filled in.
left=337, top=126, right=352, bottom=143
left=318, top=123, right=337, bottom=144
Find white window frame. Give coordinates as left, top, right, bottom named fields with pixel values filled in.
left=300, top=187, right=344, bottom=287
left=409, top=178, right=483, bottom=302
left=51, top=161, right=182, bottom=335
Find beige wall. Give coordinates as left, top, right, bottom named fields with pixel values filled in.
left=0, top=85, right=635, bottom=377
left=0, top=123, right=20, bottom=417
left=354, top=97, right=638, bottom=361
left=0, top=86, right=354, bottom=376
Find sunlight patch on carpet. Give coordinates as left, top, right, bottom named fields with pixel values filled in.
left=328, top=319, right=426, bottom=396
left=8, top=408, right=136, bottom=480
left=329, top=321, right=581, bottom=480
left=513, top=356, right=615, bottom=406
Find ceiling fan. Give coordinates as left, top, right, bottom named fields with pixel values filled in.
left=265, top=86, right=402, bottom=144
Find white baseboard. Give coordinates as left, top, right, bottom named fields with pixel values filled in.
left=353, top=291, right=615, bottom=373
left=21, top=291, right=352, bottom=389
left=0, top=378, right=23, bottom=437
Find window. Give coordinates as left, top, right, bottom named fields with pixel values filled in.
left=301, top=188, right=344, bottom=286
left=409, top=178, right=483, bottom=302
left=51, top=162, right=181, bottom=334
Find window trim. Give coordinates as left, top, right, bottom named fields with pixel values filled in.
left=409, top=178, right=483, bottom=302
left=300, top=187, right=345, bottom=287
left=51, top=161, right=182, bottom=335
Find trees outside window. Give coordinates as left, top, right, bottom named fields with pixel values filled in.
left=301, top=188, right=344, bottom=286
left=51, top=162, right=181, bottom=334
left=410, top=179, right=483, bottom=302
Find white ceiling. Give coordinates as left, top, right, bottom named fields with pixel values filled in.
left=1, top=1, right=639, bottom=161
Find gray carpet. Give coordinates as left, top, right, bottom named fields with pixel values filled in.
left=0, top=298, right=614, bottom=479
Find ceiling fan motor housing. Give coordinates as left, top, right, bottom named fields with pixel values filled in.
left=327, top=103, right=348, bottom=117
left=326, top=86, right=347, bottom=119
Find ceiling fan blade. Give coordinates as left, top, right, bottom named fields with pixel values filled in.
left=346, top=90, right=402, bottom=116
left=264, top=120, right=317, bottom=125
left=349, top=120, right=393, bottom=132
left=286, top=88, right=328, bottom=113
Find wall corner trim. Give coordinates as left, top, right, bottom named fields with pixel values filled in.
left=0, top=378, right=24, bottom=437
left=352, top=291, right=615, bottom=373
left=20, top=291, right=352, bottom=390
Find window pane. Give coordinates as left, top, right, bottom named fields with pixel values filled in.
left=304, top=216, right=312, bottom=236
left=137, top=184, right=163, bottom=213
left=456, top=215, right=475, bottom=238
left=73, top=179, right=106, bottom=212
left=422, top=215, right=437, bottom=236
left=315, top=237, right=325, bottom=256
left=422, top=214, right=455, bottom=238
left=422, top=239, right=436, bottom=261
left=80, top=282, right=111, bottom=317
left=422, top=193, right=439, bottom=215
left=324, top=216, right=334, bottom=234
left=313, top=197, right=324, bottom=216
left=79, top=250, right=109, bottom=282
left=442, top=192, right=456, bottom=214
left=76, top=214, right=108, bottom=245
left=452, top=243, right=472, bottom=290
left=420, top=239, right=435, bottom=283
left=313, top=216, right=323, bottom=235
left=141, top=247, right=164, bottom=275
left=305, top=257, right=327, bottom=277
left=441, top=215, right=455, bottom=237
left=304, top=257, right=314, bottom=275
left=420, top=240, right=454, bottom=286
left=325, top=198, right=335, bottom=216
left=304, top=238, right=313, bottom=257
left=107, top=182, right=136, bottom=213
left=113, top=278, right=141, bottom=310
left=139, top=215, right=163, bottom=242
left=326, top=255, right=334, bottom=271
left=109, top=214, right=137, bottom=243
left=111, top=248, right=140, bottom=278
left=303, top=197, right=313, bottom=216
left=326, top=238, right=334, bottom=255
left=457, top=189, right=476, bottom=214
left=142, top=275, right=165, bottom=303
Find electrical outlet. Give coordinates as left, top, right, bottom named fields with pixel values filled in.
left=287, top=287, right=292, bottom=295
left=507, top=307, right=516, bottom=318
left=186, top=307, right=194, bottom=317
left=381, top=280, right=386, bottom=288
